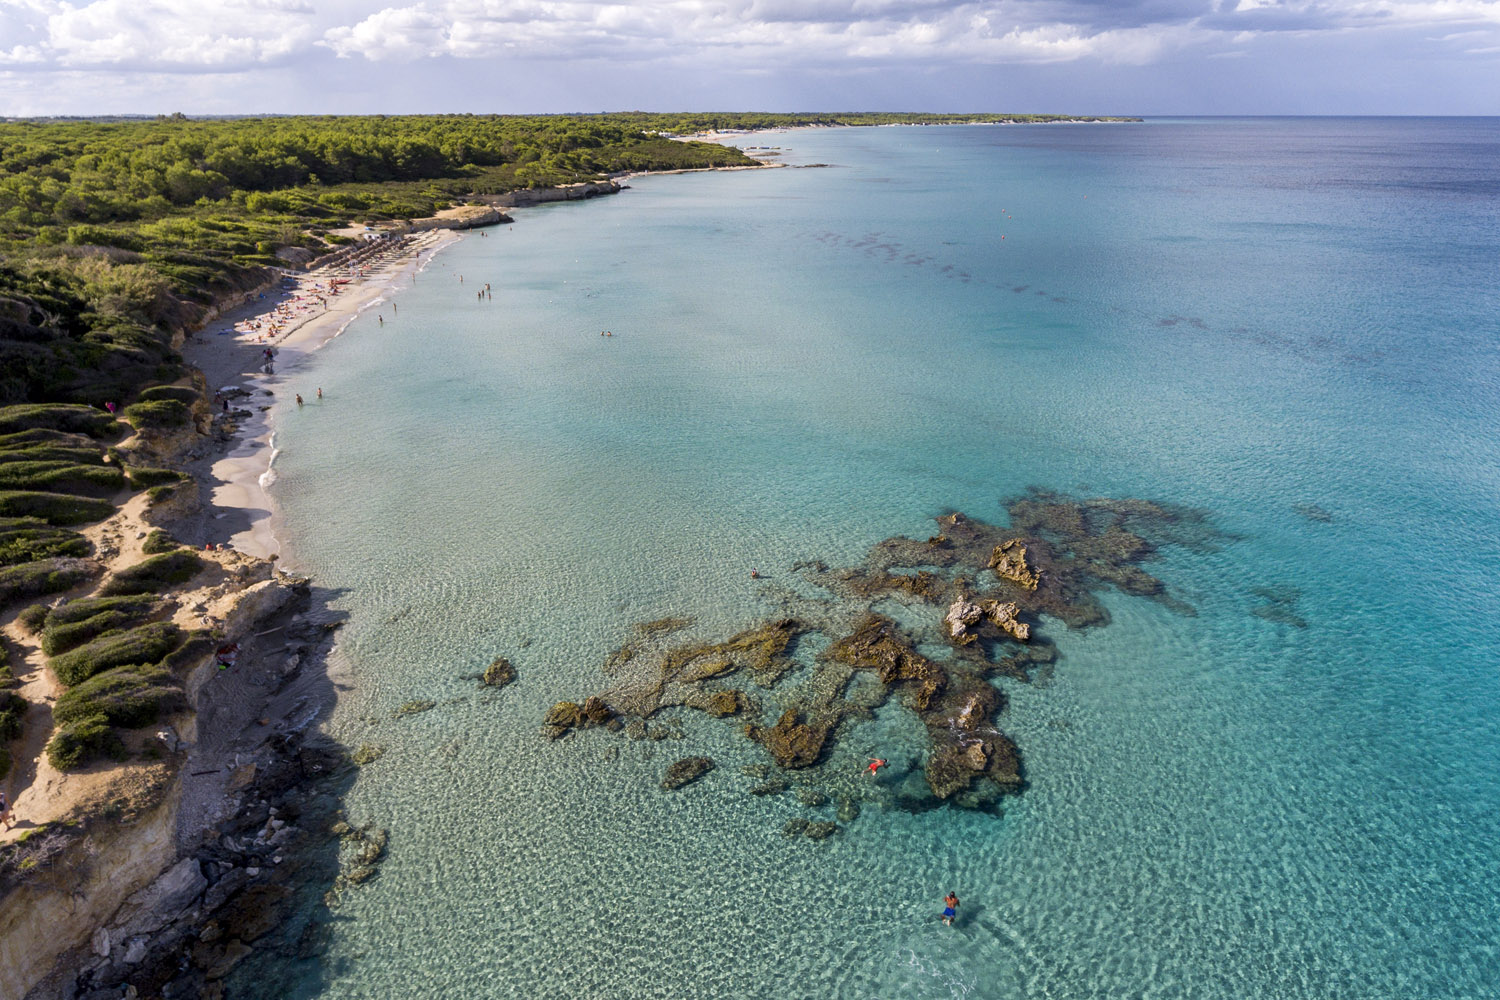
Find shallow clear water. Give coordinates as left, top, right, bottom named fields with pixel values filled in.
left=260, top=119, right=1500, bottom=999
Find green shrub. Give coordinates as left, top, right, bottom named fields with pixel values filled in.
left=0, top=405, right=117, bottom=439
left=100, top=551, right=203, bottom=596
left=46, top=714, right=124, bottom=770
left=0, top=462, right=124, bottom=498
left=0, top=445, right=105, bottom=466
left=135, top=385, right=199, bottom=406
left=44, top=594, right=156, bottom=626
left=0, top=691, right=26, bottom=740
left=0, top=558, right=96, bottom=606
left=17, top=602, right=51, bottom=633
left=42, top=610, right=143, bottom=656
left=0, top=491, right=115, bottom=526
left=0, top=429, right=97, bottom=451
left=53, top=664, right=180, bottom=728
left=0, top=523, right=91, bottom=566
left=126, top=467, right=185, bottom=489
left=121, top=400, right=189, bottom=430
left=160, top=633, right=215, bottom=674
left=140, top=529, right=177, bottom=554
left=146, top=485, right=176, bottom=505
left=49, top=621, right=183, bottom=686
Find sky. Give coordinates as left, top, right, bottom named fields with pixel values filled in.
left=0, top=0, right=1497, bottom=116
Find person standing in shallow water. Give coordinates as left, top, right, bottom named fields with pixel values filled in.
left=942, top=892, right=960, bottom=926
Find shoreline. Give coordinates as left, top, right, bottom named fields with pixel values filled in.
left=183, top=229, right=462, bottom=561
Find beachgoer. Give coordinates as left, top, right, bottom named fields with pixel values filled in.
left=0, top=791, right=11, bottom=829
left=867, top=758, right=887, bottom=777
left=317, top=387, right=323, bottom=399
left=750, top=569, right=760, bottom=579
left=942, top=892, right=960, bottom=926
left=378, top=315, right=384, bottom=325
left=296, top=394, right=303, bottom=406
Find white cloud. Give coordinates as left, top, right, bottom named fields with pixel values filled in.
left=0, top=0, right=317, bottom=69
left=0, top=0, right=1496, bottom=74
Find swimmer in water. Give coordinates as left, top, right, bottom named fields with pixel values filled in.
left=942, top=892, right=960, bottom=926
left=866, top=758, right=887, bottom=777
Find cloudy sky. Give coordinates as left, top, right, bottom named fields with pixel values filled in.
left=1, top=0, right=1496, bottom=116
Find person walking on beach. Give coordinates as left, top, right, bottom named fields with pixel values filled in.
left=942, top=892, right=960, bottom=927
left=295, top=394, right=303, bottom=407
left=0, top=790, right=12, bottom=830
left=378, top=315, right=384, bottom=326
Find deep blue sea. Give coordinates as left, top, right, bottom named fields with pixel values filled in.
left=256, top=118, right=1500, bottom=999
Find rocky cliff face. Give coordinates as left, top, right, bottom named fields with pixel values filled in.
left=1, top=785, right=182, bottom=1000
left=486, top=180, right=621, bottom=207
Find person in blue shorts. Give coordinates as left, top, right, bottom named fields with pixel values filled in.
left=942, top=892, right=960, bottom=926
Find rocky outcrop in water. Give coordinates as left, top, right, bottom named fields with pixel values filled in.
left=542, top=489, right=1217, bottom=814
left=661, top=757, right=715, bottom=790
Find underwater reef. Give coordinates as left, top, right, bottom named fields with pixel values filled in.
left=545, top=490, right=1216, bottom=815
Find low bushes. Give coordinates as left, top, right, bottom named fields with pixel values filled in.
left=53, top=664, right=180, bottom=729
left=42, top=609, right=144, bottom=656
left=0, top=557, right=96, bottom=606
left=46, top=714, right=124, bottom=770
left=0, top=691, right=26, bottom=740
left=0, top=445, right=106, bottom=466
left=49, top=621, right=182, bottom=686
left=0, top=461, right=125, bottom=498
left=44, top=594, right=157, bottom=626
left=100, top=550, right=203, bottom=596
left=140, top=529, right=178, bottom=554
left=0, top=491, right=115, bottom=526
left=0, top=405, right=118, bottom=439
left=121, top=399, right=189, bottom=430
left=127, top=467, right=185, bottom=490
left=135, top=385, right=199, bottom=406
left=0, top=429, right=98, bottom=451
left=16, top=602, right=51, bottom=632
left=0, top=520, right=91, bottom=566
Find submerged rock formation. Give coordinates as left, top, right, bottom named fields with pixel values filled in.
left=661, top=756, right=715, bottom=790
left=544, top=490, right=1215, bottom=813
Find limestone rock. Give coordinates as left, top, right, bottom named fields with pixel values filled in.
left=989, top=538, right=1040, bottom=590
left=804, top=821, right=838, bottom=840
left=661, top=756, right=715, bottom=790
left=481, top=656, right=516, bottom=688
left=747, top=709, right=833, bottom=769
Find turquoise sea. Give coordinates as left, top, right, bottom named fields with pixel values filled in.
left=254, top=119, right=1500, bottom=998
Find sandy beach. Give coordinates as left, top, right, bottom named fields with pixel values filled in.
left=182, top=229, right=462, bottom=559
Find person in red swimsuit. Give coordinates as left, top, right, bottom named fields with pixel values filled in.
left=866, top=758, right=887, bottom=776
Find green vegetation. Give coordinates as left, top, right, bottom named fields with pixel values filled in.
left=0, top=691, right=26, bottom=740
left=46, top=713, right=124, bottom=770
left=48, top=621, right=182, bottom=686
left=100, top=550, right=202, bottom=596
left=121, top=399, right=190, bottom=430
left=135, top=385, right=199, bottom=406
left=44, top=593, right=156, bottom=625
left=140, top=528, right=177, bottom=554
left=0, top=517, right=91, bottom=564
left=0, top=557, right=95, bottom=605
left=53, top=664, right=180, bottom=728
left=0, top=461, right=123, bottom=497
left=42, top=609, right=146, bottom=656
left=125, top=466, right=185, bottom=489
left=16, top=601, right=50, bottom=632
left=145, top=484, right=176, bottom=506
left=0, top=490, right=114, bottom=525
left=0, top=405, right=118, bottom=438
